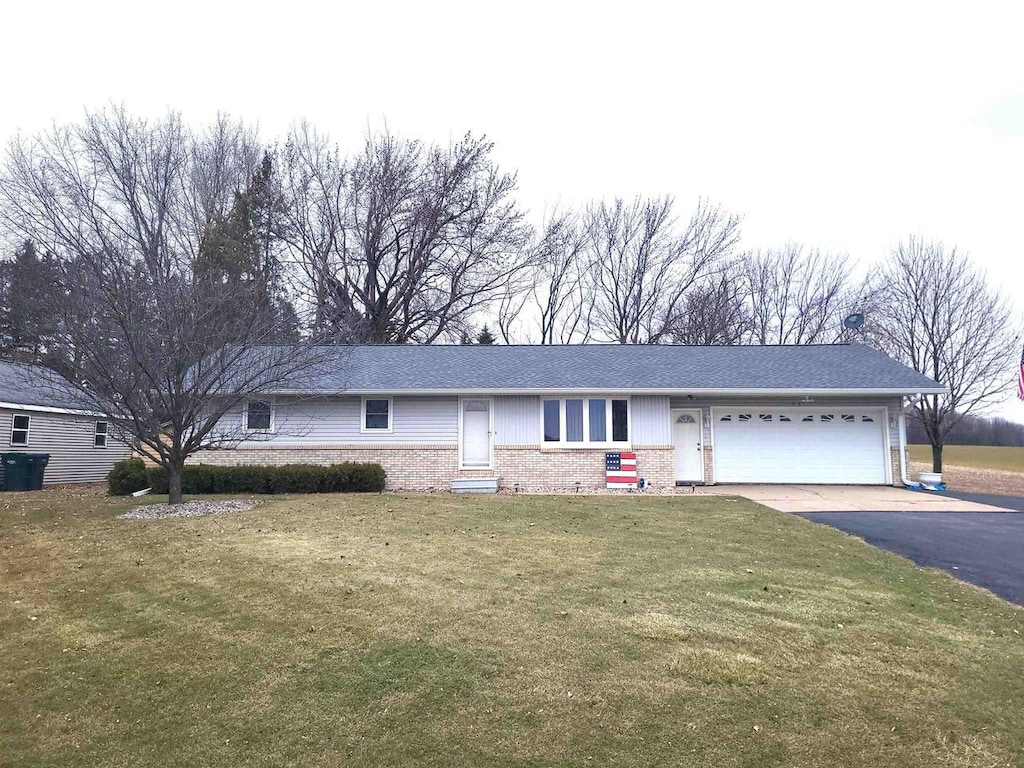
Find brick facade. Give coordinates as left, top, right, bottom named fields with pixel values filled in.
left=191, top=443, right=676, bottom=491
left=484, top=445, right=675, bottom=492
left=193, top=445, right=459, bottom=490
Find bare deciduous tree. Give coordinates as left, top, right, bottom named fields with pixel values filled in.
left=667, top=271, right=750, bottom=345
left=741, top=244, right=855, bottom=345
left=0, top=107, right=327, bottom=503
left=497, top=209, right=591, bottom=344
left=585, top=197, right=741, bottom=344
left=870, top=236, right=1018, bottom=472
left=281, top=126, right=532, bottom=343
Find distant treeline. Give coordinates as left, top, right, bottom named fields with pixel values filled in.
left=906, top=412, right=1024, bottom=447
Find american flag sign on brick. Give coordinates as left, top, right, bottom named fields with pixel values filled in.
left=605, top=452, right=637, bottom=489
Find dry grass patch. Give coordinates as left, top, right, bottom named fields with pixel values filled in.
left=1, top=486, right=1022, bottom=767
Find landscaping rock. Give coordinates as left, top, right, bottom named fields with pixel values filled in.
left=118, top=499, right=261, bottom=520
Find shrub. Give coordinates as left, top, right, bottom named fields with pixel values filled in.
left=145, top=462, right=385, bottom=495
left=107, top=458, right=150, bottom=496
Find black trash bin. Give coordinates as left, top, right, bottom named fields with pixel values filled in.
left=1, top=453, right=33, bottom=492
left=28, top=453, right=50, bottom=490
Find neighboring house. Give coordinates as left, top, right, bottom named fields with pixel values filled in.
left=201, top=344, right=943, bottom=491
left=0, top=361, right=132, bottom=485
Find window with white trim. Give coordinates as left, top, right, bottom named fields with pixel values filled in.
left=361, top=397, right=392, bottom=432
left=94, top=421, right=108, bottom=448
left=10, top=414, right=29, bottom=445
left=541, top=397, right=629, bottom=446
left=244, top=400, right=274, bottom=432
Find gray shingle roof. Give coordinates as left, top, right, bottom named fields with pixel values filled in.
left=277, top=344, right=943, bottom=393
left=0, top=360, right=96, bottom=411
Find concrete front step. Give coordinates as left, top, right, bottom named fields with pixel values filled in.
left=451, top=477, right=499, bottom=494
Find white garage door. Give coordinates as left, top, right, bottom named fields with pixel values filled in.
left=713, top=408, right=888, bottom=484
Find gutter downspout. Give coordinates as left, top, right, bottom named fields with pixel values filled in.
left=897, top=405, right=921, bottom=489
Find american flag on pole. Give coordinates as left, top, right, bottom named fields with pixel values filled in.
left=1018, top=343, right=1024, bottom=401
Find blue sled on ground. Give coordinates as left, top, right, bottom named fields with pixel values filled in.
left=906, top=481, right=946, bottom=492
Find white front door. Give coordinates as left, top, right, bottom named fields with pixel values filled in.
left=672, top=410, right=703, bottom=482
left=461, top=398, right=492, bottom=468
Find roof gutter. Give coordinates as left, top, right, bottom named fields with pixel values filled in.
left=257, top=386, right=948, bottom=397
left=0, top=400, right=105, bottom=417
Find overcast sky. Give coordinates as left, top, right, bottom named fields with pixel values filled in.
left=3, top=1, right=1023, bottom=418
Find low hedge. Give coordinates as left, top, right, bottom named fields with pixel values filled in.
left=107, top=458, right=150, bottom=496
left=108, top=460, right=386, bottom=495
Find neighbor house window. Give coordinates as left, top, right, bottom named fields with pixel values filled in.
left=94, top=421, right=108, bottom=448
left=362, top=397, right=392, bottom=432
left=244, top=400, right=274, bottom=432
left=541, top=397, right=629, bottom=446
left=10, top=414, right=29, bottom=445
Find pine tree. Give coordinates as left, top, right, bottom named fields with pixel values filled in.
left=476, top=324, right=496, bottom=344
left=195, top=153, right=297, bottom=339
left=0, top=241, right=59, bottom=360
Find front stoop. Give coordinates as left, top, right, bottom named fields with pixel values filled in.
left=451, top=477, right=500, bottom=494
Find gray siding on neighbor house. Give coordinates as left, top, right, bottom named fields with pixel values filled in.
left=668, top=396, right=904, bottom=448
left=0, top=408, right=132, bottom=485
left=224, top=395, right=459, bottom=446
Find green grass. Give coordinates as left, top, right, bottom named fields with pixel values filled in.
left=909, top=444, right=1024, bottom=473
left=1, top=486, right=1022, bottom=767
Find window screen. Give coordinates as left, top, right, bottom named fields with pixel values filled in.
left=611, top=399, right=628, bottom=442
left=588, top=399, right=606, bottom=442
left=542, top=399, right=560, bottom=442
left=11, top=415, right=29, bottom=445
left=364, top=399, right=390, bottom=430
left=246, top=401, right=272, bottom=431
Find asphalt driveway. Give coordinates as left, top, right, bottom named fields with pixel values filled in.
left=707, top=485, right=1024, bottom=605
left=800, top=510, right=1024, bottom=605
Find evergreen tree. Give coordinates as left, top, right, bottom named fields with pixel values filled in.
left=0, top=241, right=59, bottom=360
left=195, top=153, right=298, bottom=339
left=476, top=324, right=496, bottom=344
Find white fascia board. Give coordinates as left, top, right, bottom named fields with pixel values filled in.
left=264, top=386, right=948, bottom=397
left=0, top=400, right=105, bottom=416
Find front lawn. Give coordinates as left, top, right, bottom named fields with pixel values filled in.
left=1, top=487, right=1022, bottom=767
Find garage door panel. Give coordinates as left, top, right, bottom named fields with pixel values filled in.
left=714, top=409, right=887, bottom=484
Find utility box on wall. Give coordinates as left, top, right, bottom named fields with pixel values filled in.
left=605, top=452, right=637, bottom=489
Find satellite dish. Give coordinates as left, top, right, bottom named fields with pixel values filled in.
left=843, top=312, right=865, bottom=330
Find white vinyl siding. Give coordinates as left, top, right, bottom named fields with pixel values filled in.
left=630, top=395, right=671, bottom=445
left=493, top=396, right=540, bottom=445
left=0, top=408, right=132, bottom=484
left=218, top=396, right=459, bottom=446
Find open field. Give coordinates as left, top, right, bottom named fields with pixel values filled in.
left=909, top=444, right=1024, bottom=495
left=2, top=486, right=1022, bottom=767
left=909, top=444, right=1024, bottom=473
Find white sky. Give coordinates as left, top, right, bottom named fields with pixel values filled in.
left=2, top=0, right=1023, bottom=418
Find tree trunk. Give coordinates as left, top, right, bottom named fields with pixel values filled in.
left=931, top=443, right=943, bottom=474
left=168, top=461, right=184, bottom=505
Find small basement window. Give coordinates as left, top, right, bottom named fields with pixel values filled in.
left=10, top=414, right=29, bottom=445
left=244, top=400, right=274, bottom=432
left=94, top=421, right=108, bottom=448
left=362, top=397, right=392, bottom=432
